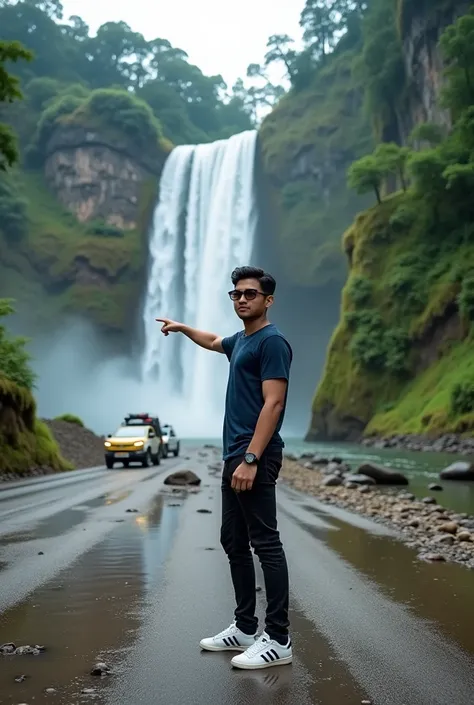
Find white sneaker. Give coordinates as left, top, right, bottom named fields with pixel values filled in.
left=199, top=621, right=257, bottom=652
left=231, top=631, right=293, bottom=670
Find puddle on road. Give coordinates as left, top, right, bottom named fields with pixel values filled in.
left=0, top=492, right=135, bottom=547
left=295, top=500, right=474, bottom=655
left=0, top=492, right=185, bottom=705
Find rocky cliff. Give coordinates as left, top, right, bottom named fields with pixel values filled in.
left=259, top=47, right=374, bottom=291
left=396, top=0, right=471, bottom=141
left=0, top=119, right=169, bottom=338
left=307, top=1, right=474, bottom=442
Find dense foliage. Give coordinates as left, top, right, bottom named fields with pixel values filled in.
left=0, top=0, right=253, bottom=147
left=311, top=3, right=474, bottom=439
left=0, top=298, right=36, bottom=388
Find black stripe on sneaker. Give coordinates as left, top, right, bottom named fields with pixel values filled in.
left=233, top=636, right=240, bottom=646
left=261, top=653, right=270, bottom=663
left=270, top=649, right=280, bottom=659
left=223, top=638, right=230, bottom=646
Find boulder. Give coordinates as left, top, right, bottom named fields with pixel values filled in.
left=322, top=475, right=343, bottom=487
left=164, top=470, right=201, bottom=486
left=428, top=483, right=443, bottom=491
left=356, top=462, right=409, bottom=485
left=346, top=474, right=376, bottom=486
left=439, top=462, right=474, bottom=481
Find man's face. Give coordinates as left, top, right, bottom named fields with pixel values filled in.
left=230, top=278, right=273, bottom=321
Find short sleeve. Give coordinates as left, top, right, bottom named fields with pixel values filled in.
left=259, top=335, right=292, bottom=382
left=222, top=332, right=240, bottom=361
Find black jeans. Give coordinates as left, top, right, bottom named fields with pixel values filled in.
left=220, top=452, right=290, bottom=643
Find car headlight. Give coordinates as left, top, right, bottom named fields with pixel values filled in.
left=104, top=441, right=111, bottom=447
left=134, top=441, right=144, bottom=447
left=162, top=435, right=169, bottom=443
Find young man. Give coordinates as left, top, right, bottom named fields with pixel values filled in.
left=156, top=266, right=293, bottom=670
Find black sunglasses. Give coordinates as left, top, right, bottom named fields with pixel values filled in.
left=228, top=288, right=266, bottom=301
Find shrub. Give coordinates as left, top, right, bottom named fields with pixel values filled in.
left=389, top=203, right=416, bottom=232
left=54, top=413, right=85, bottom=427
left=0, top=299, right=36, bottom=389
left=451, top=380, right=474, bottom=415
left=0, top=174, right=28, bottom=241
left=87, top=221, right=124, bottom=237
left=347, top=275, right=372, bottom=307
left=458, top=276, right=474, bottom=321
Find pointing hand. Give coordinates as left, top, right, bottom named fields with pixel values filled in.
left=155, top=318, right=182, bottom=336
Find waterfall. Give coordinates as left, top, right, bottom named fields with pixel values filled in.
left=141, top=130, right=259, bottom=437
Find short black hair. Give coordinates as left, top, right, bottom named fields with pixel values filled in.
left=231, top=266, right=276, bottom=296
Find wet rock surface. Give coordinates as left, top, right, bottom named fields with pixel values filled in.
left=281, top=457, right=474, bottom=569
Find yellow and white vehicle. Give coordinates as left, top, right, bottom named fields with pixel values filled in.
left=104, top=420, right=162, bottom=469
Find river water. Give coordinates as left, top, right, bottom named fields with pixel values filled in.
left=189, top=438, right=474, bottom=516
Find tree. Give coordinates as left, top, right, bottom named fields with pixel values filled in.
left=440, top=8, right=474, bottom=113
left=407, top=148, right=448, bottom=206
left=0, top=298, right=36, bottom=390
left=264, top=34, right=297, bottom=80
left=409, top=122, right=447, bottom=147
left=0, top=39, right=32, bottom=169
left=374, top=142, right=411, bottom=191
left=300, top=0, right=341, bottom=61
left=347, top=155, right=385, bottom=204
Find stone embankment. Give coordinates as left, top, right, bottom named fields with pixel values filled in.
left=281, top=454, right=474, bottom=569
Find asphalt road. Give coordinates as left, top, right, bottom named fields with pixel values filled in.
left=1, top=447, right=474, bottom=705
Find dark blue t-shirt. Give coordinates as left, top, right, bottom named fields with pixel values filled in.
left=221, top=323, right=292, bottom=461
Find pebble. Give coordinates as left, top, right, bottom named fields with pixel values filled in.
left=90, top=661, right=111, bottom=676
left=429, top=483, right=443, bottom=491
left=422, top=497, right=437, bottom=504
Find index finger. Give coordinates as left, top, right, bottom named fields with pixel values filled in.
left=155, top=318, right=168, bottom=323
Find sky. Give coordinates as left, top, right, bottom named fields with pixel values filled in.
left=61, top=0, right=306, bottom=89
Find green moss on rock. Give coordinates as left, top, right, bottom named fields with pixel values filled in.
left=0, top=374, right=71, bottom=475
left=308, top=191, right=474, bottom=441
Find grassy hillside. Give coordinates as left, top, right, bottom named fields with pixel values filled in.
left=259, top=45, right=374, bottom=289
left=311, top=194, right=474, bottom=439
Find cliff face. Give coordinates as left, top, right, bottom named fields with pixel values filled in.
left=0, top=124, right=167, bottom=338
left=44, top=125, right=165, bottom=231
left=397, top=0, right=471, bottom=141
left=259, top=49, right=374, bottom=291
left=307, top=1, right=474, bottom=442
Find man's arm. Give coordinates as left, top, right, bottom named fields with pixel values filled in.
left=246, top=379, right=287, bottom=459
left=156, top=318, right=224, bottom=353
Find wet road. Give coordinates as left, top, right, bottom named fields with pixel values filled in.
left=1, top=447, right=474, bottom=705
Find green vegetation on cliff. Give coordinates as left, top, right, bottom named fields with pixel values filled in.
left=257, top=3, right=378, bottom=288
left=0, top=0, right=259, bottom=335
left=0, top=298, right=70, bottom=474
left=310, top=4, right=474, bottom=440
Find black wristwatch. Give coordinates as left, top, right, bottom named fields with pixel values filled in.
left=244, top=452, right=258, bottom=465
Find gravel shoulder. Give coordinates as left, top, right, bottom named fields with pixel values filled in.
left=281, top=457, right=474, bottom=569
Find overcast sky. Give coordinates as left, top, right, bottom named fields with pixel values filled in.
left=61, top=0, right=305, bottom=88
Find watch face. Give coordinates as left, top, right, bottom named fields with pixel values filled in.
left=245, top=453, right=257, bottom=464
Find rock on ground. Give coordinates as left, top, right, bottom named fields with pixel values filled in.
left=163, top=470, right=201, bottom=486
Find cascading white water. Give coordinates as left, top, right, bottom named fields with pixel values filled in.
left=141, top=130, right=259, bottom=437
